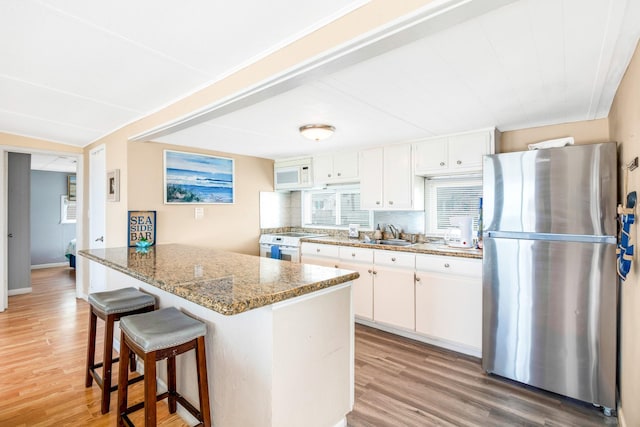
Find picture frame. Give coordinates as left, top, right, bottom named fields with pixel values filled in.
left=107, top=169, right=120, bottom=202
left=128, top=210, right=156, bottom=247
left=67, top=175, right=77, bottom=201
left=164, top=150, right=235, bottom=204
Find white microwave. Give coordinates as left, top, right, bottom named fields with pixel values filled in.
left=274, top=158, right=312, bottom=190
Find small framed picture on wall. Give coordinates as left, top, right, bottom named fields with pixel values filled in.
left=67, top=175, right=76, bottom=201
left=107, top=169, right=120, bottom=202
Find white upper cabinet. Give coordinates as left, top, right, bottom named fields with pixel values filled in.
left=360, top=144, right=424, bottom=210
left=414, top=128, right=498, bottom=176
left=313, top=151, right=359, bottom=185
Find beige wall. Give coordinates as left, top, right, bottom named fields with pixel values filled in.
left=609, top=40, right=640, bottom=427
left=0, top=132, right=82, bottom=154
left=128, top=141, right=273, bottom=255
left=499, top=118, right=610, bottom=153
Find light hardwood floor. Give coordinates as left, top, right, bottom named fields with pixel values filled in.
left=0, top=267, right=188, bottom=426
left=0, top=267, right=617, bottom=426
left=347, top=325, right=617, bottom=427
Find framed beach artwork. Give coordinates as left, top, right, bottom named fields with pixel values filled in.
left=164, top=150, right=235, bottom=204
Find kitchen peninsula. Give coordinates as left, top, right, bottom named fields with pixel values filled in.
left=79, top=244, right=359, bottom=427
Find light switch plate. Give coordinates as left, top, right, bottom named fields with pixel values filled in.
left=195, top=207, right=204, bottom=219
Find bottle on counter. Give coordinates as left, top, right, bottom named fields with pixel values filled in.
left=373, top=224, right=383, bottom=240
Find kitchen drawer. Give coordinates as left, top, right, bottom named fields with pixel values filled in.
left=339, top=246, right=374, bottom=263
left=415, top=254, right=481, bottom=277
left=374, top=250, right=415, bottom=268
left=301, top=242, right=339, bottom=257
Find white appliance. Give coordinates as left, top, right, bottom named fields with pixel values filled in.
left=448, top=216, right=474, bottom=248
left=259, top=231, right=326, bottom=262
left=274, top=157, right=312, bottom=190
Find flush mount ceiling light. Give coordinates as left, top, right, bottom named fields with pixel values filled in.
left=299, top=124, right=335, bottom=141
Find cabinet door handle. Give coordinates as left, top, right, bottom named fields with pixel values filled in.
left=337, top=172, right=341, bottom=176
left=367, top=269, right=372, bottom=274
left=334, top=265, right=339, bottom=268
left=316, top=248, right=320, bottom=253
left=391, top=257, right=396, bottom=262
left=444, top=263, right=450, bottom=268
left=376, top=201, right=381, bottom=205
left=388, top=201, right=394, bottom=205
left=328, top=173, right=332, bottom=177
left=440, top=162, right=445, bottom=166
left=457, top=160, right=462, bottom=165
left=351, top=253, right=356, bottom=257
left=372, top=270, right=377, bottom=275
left=415, top=273, right=421, bottom=283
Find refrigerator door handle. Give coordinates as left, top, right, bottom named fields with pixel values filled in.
left=485, top=230, right=616, bottom=244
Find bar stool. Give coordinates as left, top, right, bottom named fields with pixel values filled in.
left=117, top=307, right=211, bottom=427
left=85, top=287, right=156, bottom=414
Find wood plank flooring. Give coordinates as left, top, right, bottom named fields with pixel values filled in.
left=0, top=267, right=617, bottom=426
left=0, top=267, right=187, bottom=426
left=347, top=324, right=617, bottom=427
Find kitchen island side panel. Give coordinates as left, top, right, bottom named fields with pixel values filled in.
left=106, top=268, right=353, bottom=427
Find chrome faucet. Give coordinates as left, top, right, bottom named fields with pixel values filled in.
left=387, top=224, right=400, bottom=239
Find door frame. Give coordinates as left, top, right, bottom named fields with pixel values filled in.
left=0, top=146, right=84, bottom=312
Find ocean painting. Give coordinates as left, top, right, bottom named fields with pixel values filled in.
left=164, top=150, right=234, bottom=204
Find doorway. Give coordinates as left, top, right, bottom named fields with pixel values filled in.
left=0, top=148, right=84, bottom=312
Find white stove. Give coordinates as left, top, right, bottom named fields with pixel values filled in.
left=259, top=232, right=326, bottom=262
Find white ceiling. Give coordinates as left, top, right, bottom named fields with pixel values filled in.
left=30, top=153, right=77, bottom=172
left=156, top=0, right=640, bottom=159
left=0, top=0, right=367, bottom=146
left=1, top=0, right=640, bottom=160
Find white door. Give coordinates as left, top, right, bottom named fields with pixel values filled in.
left=89, top=146, right=106, bottom=293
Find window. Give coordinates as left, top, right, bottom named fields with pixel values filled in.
left=61, top=195, right=77, bottom=224
left=426, top=178, right=482, bottom=234
left=302, top=187, right=372, bottom=229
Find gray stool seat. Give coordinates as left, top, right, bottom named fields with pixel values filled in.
left=117, top=307, right=211, bottom=426
left=120, top=307, right=207, bottom=352
left=85, top=287, right=156, bottom=415
left=88, top=287, right=155, bottom=314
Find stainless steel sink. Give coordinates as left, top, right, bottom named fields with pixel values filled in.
left=362, top=239, right=414, bottom=247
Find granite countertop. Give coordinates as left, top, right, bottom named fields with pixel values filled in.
left=79, top=244, right=359, bottom=316
left=301, top=236, right=483, bottom=259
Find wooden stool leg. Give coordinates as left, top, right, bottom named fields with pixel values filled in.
left=85, top=309, right=97, bottom=387
left=195, top=336, right=212, bottom=427
left=117, top=332, right=130, bottom=427
left=100, top=313, right=116, bottom=414
left=167, top=355, right=177, bottom=413
left=129, top=352, right=137, bottom=372
left=143, top=350, right=157, bottom=427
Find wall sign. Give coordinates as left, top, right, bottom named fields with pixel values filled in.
left=128, top=210, right=156, bottom=247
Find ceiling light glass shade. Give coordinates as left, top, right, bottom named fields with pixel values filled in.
left=299, top=124, right=335, bottom=141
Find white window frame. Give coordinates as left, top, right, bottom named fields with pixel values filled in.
left=61, top=195, right=77, bottom=224
left=426, top=178, right=482, bottom=235
left=302, top=186, right=373, bottom=230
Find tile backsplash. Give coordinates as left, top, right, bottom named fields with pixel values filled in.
left=260, top=190, right=426, bottom=237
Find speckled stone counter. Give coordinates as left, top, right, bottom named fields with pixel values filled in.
left=301, top=236, right=483, bottom=259
left=80, top=243, right=356, bottom=427
left=79, top=243, right=359, bottom=316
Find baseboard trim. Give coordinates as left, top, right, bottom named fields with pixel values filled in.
left=355, top=318, right=482, bottom=358
left=31, top=262, right=68, bottom=270
left=8, top=287, right=32, bottom=296
left=618, top=406, right=627, bottom=427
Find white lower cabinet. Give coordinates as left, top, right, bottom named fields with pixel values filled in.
left=300, top=243, right=340, bottom=268
left=339, top=247, right=374, bottom=320
left=373, top=252, right=416, bottom=330
left=415, top=255, right=482, bottom=352
left=300, top=243, right=482, bottom=356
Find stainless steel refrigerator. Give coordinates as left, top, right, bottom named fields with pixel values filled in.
left=482, top=142, right=618, bottom=414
